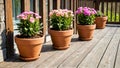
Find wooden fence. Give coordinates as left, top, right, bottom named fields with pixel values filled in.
left=96, top=0, right=120, bottom=23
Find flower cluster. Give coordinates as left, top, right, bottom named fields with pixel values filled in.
left=49, top=9, right=74, bottom=30
left=49, top=9, right=74, bottom=17
left=17, top=11, right=41, bottom=23
left=75, top=7, right=97, bottom=25
left=75, top=7, right=97, bottom=16
left=17, top=11, right=42, bottom=38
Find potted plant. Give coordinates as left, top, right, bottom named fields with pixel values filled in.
left=75, top=7, right=96, bottom=41
left=15, top=11, right=44, bottom=61
left=95, top=11, right=108, bottom=29
left=48, top=9, right=74, bottom=50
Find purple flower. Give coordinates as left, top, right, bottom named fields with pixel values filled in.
left=91, top=8, right=97, bottom=14
left=75, top=7, right=97, bottom=16
left=83, top=8, right=91, bottom=16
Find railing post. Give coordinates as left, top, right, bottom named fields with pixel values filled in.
left=53, top=0, right=61, bottom=9
left=21, top=0, right=30, bottom=12
left=5, top=0, right=14, bottom=58
left=39, top=0, right=47, bottom=36
left=94, top=0, right=100, bottom=11
left=33, top=0, right=39, bottom=13
left=73, top=0, right=77, bottom=34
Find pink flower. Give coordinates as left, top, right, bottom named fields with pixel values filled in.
left=17, top=14, right=27, bottom=20
left=22, top=16, right=27, bottom=20
left=49, top=9, right=74, bottom=18
left=36, top=16, right=41, bottom=19
left=61, top=12, right=64, bottom=16
left=34, top=13, right=41, bottom=19
left=34, top=13, right=39, bottom=16
left=65, top=13, right=68, bottom=17
left=17, top=15, right=21, bottom=19
left=49, top=12, right=53, bottom=17
left=71, top=14, right=74, bottom=17
left=56, top=13, right=61, bottom=16
left=22, top=11, right=34, bottom=15
left=29, top=17, right=35, bottom=23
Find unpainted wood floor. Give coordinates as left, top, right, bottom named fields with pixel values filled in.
left=0, top=24, right=120, bottom=68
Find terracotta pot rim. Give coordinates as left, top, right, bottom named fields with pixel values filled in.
left=77, top=24, right=96, bottom=26
left=77, top=24, right=96, bottom=30
left=48, top=29, right=73, bottom=32
left=95, top=16, right=108, bottom=19
left=15, top=35, right=44, bottom=40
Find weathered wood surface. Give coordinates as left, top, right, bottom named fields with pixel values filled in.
left=0, top=24, right=120, bottom=68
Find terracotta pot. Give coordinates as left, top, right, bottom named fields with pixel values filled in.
left=48, top=29, right=73, bottom=50
left=15, top=36, right=44, bottom=61
left=95, top=16, right=107, bottom=29
left=77, top=24, right=96, bottom=41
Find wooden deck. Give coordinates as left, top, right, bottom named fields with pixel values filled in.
left=0, top=24, right=120, bottom=68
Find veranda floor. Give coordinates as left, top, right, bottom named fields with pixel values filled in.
left=0, top=24, right=120, bottom=68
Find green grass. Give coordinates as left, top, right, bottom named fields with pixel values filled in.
left=104, top=10, right=119, bottom=22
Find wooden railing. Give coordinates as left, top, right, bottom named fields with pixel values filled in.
left=5, top=0, right=120, bottom=59
left=4, top=0, right=95, bottom=58
left=96, top=0, right=120, bottom=24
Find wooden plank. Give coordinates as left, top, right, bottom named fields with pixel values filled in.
left=21, top=28, right=107, bottom=68
left=99, top=0, right=120, bottom=2
left=110, top=2, right=113, bottom=22
left=98, top=28, right=120, bottom=68
left=0, top=24, right=120, bottom=68
left=58, top=27, right=110, bottom=68
left=36, top=27, right=103, bottom=68
left=67, top=0, right=71, bottom=10
left=65, top=0, right=67, bottom=9
left=94, top=0, right=99, bottom=10
left=21, top=43, right=59, bottom=68
left=60, top=0, right=65, bottom=9
left=115, top=40, right=120, bottom=68
left=33, top=0, right=39, bottom=13
left=106, top=1, right=108, bottom=16
left=77, top=27, right=117, bottom=68
left=114, top=1, right=117, bottom=22
left=119, top=2, right=120, bottom=22
left=21, top=0, right=30, bottom=12
left=39, top=0, right=47, bottom=35
left=1, top=42, right=57, bottom=68
left=73, top=0, right=77, bottom=34
left=5, top=0, right=14, bottom=59
left=70, top=0, right=73, bottom=10
left=76, top=0, right=79, bottom=9
left=53, top=0, right=61, bottom=9
left=48, top=0, right=52, bottom=28
left=0, top=29, right=111, bottom=67
left=101, top=1, right=104, bottom=13
left=107, top=22, right=120, bottom=24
